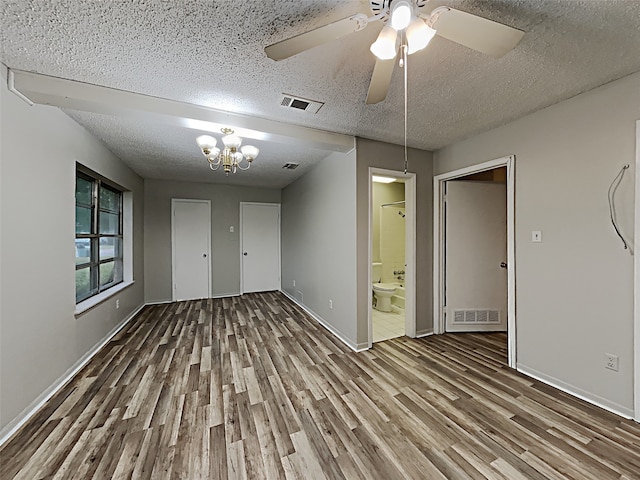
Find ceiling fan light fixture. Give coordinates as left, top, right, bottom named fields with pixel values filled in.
left=406, top=18, right=437, bottom=54
left=370, top=25, right=398, bottom=60
left=391, top=1, right=413, bottom=31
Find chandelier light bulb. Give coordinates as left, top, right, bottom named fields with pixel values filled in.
left=222, top=133, right=242, bottom=149
left=370, top=26, right=398, bottom=60
left=406, top=18, right=436, bottom=54
left=196, top=135, right=217, bottom=152
left=391, top=1, right=413, bottom=31
left=207, top=147, right=220, bottom=160
left=241, top=145, right=259, bottom=160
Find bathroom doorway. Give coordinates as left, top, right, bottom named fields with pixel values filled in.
left=368, top=168, right=416, bottom=344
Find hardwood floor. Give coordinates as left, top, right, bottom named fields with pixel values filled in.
left=2, top=291, right=640, bottom=479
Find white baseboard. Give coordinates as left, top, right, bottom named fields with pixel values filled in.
left=0, top=302, right=145, bottom=447
left=517, top=363, right=634, bottom=419
left=416, top=329, right=434, bottom=338
left=280, top=290, right=363, bottom=352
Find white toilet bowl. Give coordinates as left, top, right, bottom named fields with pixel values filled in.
left=372, top=283, right=396, bottom=312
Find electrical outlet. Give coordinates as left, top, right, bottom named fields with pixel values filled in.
left=605, top=353, right=619, bottom=371
left=116, top=299, right=120, bottom=309
left=329, top=299, right=333, bottom=309
left=293, top=280, right=296, bottom=287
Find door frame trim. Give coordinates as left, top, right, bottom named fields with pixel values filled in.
left=171, top=198, right=212, bottom=302
left=634, top=120, right=639, bottom=422
left=367, top=167, right=417, bottom=347
left=433, top=155, right=516, bottom=367
left=239, top=202, right=281, bottom=295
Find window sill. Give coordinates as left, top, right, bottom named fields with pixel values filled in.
left=75, top=281, right=135, bottom=317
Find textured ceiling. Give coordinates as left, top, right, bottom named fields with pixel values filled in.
left=2, top=0, right=640, bottom=188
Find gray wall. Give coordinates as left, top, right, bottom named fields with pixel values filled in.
left=434, top=72, right=639, bottom=415
left=0, top=67, right=145, bottom=433
left=281, top=150, right=358, bottom=347
left=356, top=139, right=434, bottom=343
left=144, top=179, right=281, bottom=302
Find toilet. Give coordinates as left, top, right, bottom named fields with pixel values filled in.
left=372, top=262, right=396, bottom=312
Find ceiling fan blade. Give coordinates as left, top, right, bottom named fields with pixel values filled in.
left=430, top=7, right=524, bottom=58
left=366, top=58, right=395, bottom=104
left=265, top=14, right=368, bottom=61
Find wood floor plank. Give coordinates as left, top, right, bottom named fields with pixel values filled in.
left=3, top=292, right=640, bottom=479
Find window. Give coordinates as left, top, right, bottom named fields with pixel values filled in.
left=75, top=169, right=124, bottom=303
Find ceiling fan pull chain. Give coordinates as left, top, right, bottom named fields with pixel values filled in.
left=403, top=41, right=408, bottom=175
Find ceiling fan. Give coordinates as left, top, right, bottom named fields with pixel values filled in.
left=265, top=0, right=525, bottom=104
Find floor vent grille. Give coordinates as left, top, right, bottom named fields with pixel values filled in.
left=453, top=309, right=500, bottom=324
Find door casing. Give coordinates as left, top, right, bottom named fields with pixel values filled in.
left=433, top=155, right=516, bottom=367
left=367, top=167, right=417, bottom=347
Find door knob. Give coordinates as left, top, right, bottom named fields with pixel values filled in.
left=500, top=262, right=507, bottom=269
left=243, top=252, right=248, bottom=256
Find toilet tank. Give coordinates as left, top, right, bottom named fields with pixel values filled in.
left=372, top=262, right=382, bottom=283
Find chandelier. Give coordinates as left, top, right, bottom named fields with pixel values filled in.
left=196, top=128, right=260, bottom=175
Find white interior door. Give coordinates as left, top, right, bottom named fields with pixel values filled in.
left=445, top=180, right=507, bottom=332
left=241, top=203, right=280, bottom=293
left=172, top=199, right=211, bottom=301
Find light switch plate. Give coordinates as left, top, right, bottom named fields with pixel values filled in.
left=532, top=230, right=542, bottom=243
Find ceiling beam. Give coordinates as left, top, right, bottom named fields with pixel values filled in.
left=8, top=68, right=355, bottom=153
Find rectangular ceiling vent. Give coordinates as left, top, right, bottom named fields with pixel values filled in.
left=282, top=162, right=299, bottom=170
left=280, top=94, right=324, bottom=114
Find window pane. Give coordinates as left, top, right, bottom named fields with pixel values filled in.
left=76, top=267, right=92, bottom=301
left=99, top=211, right=120, bottom=234
left=76, top=206, right=92, bottom=234
left=99, top=237, right=121, bottom=261
left=99, top=185, right=120, bottom=212
left=76, top=176, right=92, bottom=206
left=113, top=259, right=124, bottom=284
left=75, top=238, right=91, bottom=265
left=100, top=261, right=115, bottom=287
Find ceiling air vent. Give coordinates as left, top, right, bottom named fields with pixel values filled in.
left=280, top=94, right=324, bottom=114
left=282, top=162, right=299, bottom=170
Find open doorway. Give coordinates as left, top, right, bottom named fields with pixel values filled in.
left=433, top=156, right=516, bottom=367
left=368, top=168, right=416, bottom=345
left=444, top=167, right=507, bottom=333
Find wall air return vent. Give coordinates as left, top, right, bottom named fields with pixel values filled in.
left=453, top=309, right=500, bottom=324
left=282, top=162, right=299, bottom=170
left=280, top=94, right=324, bottom=114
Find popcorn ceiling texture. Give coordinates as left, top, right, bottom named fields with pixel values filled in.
left=2, top=0, right=640, bottom=186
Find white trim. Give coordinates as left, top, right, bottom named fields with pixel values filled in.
left=518, top=363, right=634, bottom=419
left=367, top=168, right=417, bottom=348
left=0, top=302, right=146, bottom=446
left=171, top=198, right=212, bottom=302
left=74, top=280, right=135, bottom=316
left=239, top=202, right=281, bottom=295
left=635, top=120, right=640, bottom=422
left=281, top=290, right=366, bottom=352
left=433, top=156, right=517, bottom=368
left=416, top=329, right=434, bottom=338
